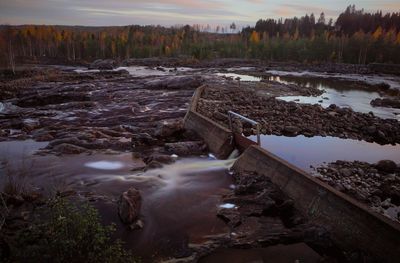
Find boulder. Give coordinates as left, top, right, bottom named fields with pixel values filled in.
left=375, top=160, right=398, bottom=173
left=154, top=119, right=184, bottom=138
left=164, top=141, right=207, bottom=156
left=88, top=59, right=117, bottom=70
left=371, top=98, right=400, bottom=109
left=145, top=154, right=175, bottom=164
left=131, top=133, right=158, bottom=148
left=53, top=143, right=88, bottom=154
left=143, top=75, right=203, bottom=90
left=282, top=126, right=300, bottom=136
left=118, top=187, right=142, bottom=225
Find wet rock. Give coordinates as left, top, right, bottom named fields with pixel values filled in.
left=118, top=187, right=142, bottom=225
left=145, top=160, right=163, bottom=170
left=371, top=98, right=400, bottom=109
left=88, top=59, right=117, bottom=70
left=145, top=154, right=175, bottom=164
left=34, top=133, right=54, bottom=142
left=375, top=160, right=397, bottom=173
left=53, top=143, right=88, bottom=154
left=144, top=75, right=203, bottom=90
left=131, top=133, right=158, bottom=147
left=164, top=141, right=207, bottom=156
left=155, top=119, right=184, bottom=138
left=282, top=126, right=300, bottom=136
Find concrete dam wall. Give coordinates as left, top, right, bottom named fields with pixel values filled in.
left=184, top=86, right=400, bottom=262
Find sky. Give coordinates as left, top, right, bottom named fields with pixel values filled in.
left=0, top=0, right=399, bottom=28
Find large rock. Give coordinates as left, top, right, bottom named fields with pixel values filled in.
left=282, top=125, right=300, bottom=136
left=131, top=133, right=158, bottom=148
left=371, top=98, right=400, bottom=109
left=118, top=187, right=142, bottom=225
left=88, top=59, right=117, bottom=70
left=143, top=75, right=203, bottom=90
left=164, top=141, right=207, bottom=155
left=375, top=160, right=398, bottom=173
left=154, top=119, right=184, bottom=138
left=53, top=143, right=88, bottom=154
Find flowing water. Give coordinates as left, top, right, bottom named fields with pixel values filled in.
left=0, top=140, right=235, bottom=261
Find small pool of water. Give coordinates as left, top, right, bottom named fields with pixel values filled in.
left=248, top=135, right=400, bottom=171
left=270, top=75, right=400, bottom=120
left=215, top=72, right=261, bottom=82
left=267, top=70, right=400, bottom=90
left=117, top=66, right=193, bottom=77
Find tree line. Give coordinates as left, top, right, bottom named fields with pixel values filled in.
left=1, top=5, right=400, bottom=71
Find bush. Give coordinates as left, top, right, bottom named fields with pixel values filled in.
left=7, top=198, right=138, bottom=263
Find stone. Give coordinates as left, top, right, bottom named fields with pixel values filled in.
left=371, top=98, right=400, bottom=109
left=375, top=160, right=397, bottom=173
left=145, top=160, right=163, bottom=170
left=118, top=187, right=142, bottom=225
left=340, top=168, right=352, bottom=177
left=154, top=119, right=184, bottom=138
left=145, top=154, right=175, bottom=164
left=282, top=126, right=300, bottom=136
left=88, top=59, right=117, bottom=70
left=131, top=133, right=158, bottom=147
left=165, top=141, right=207, bottom=156
left=53, top=143, right=88, bottom=154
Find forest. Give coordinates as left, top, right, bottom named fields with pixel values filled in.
left=1, top=5, right=400, bottom=69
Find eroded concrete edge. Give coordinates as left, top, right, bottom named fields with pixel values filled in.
left=233, top=145, right=400, bottom=263
left=184, top=85, right=234, bottom=159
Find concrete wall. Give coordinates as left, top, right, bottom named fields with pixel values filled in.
left=233, top=145, right=400, bottom=263
left=184, top=85, right=234, bottom=159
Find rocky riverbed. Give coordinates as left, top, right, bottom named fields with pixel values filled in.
left=1, top=61, right=400, bottom=262
left=197, top=86, right=400, bottom=144
left=314, top=160, right=400, bottom=222
left=182, top=169, right=348, bottom=262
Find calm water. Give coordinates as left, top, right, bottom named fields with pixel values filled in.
left=216, top=69, right=400, bottom=120
left=248, top=135, right=400, bottom=171
left=273, top=75, right=400, bottom=120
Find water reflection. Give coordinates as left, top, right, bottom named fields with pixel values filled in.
left=249, top=135, right=400, bottom=171
left=271, top=75, right=400, bottom=120
left=216, top=72, right=262, bottom=82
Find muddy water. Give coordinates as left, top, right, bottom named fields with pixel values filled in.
left=248, top=135, right=400, bottom=172
left=0, top=140, right=234, bottom=261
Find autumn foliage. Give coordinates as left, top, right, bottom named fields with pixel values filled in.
left=1, top=5, right=400, bottom=69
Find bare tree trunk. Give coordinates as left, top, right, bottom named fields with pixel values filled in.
left=8, top=39, right=15, bottom=74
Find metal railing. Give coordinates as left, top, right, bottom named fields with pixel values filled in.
left=227, top=111, right=261, bottom=145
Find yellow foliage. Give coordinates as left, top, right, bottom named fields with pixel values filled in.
left=249, top=31, right=260, bottom=44
left=372, top=26, right=383, bottom=40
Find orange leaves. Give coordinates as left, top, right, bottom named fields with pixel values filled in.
left=249, top=31, right=260, bottom=44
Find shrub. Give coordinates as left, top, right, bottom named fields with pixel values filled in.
left=8, top=198, right=138, bottom=263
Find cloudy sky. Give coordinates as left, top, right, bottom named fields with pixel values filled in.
left=1, top=0, right=399, bottom=28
